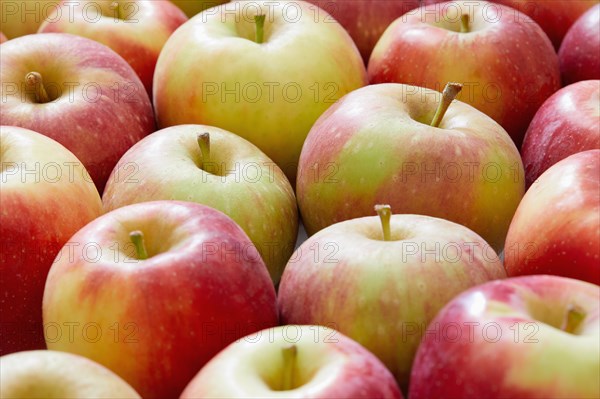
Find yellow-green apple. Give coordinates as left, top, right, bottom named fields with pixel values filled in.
left=278, top=205, right=507, bottom=389
left=504, top=150, right=600, bottom=285
left=102, top=125, right=298, bottom=284
left=0, top=33, right=156, bottom=192
left=296, top=83, right=524, bottom=251
left=0, top=0, right=56, bottom=39
left=559, top=5, right=600, bottom=85
left=0, top=126, right=102, bottom=355
left=38, top=0, right=188, bottom=96
left=368, top=0, right=560, bottom=146
left=305, top=0, right=420, bottom=64
left=43, top=200, right=278, bottom=398
left=0, top=350, right=140, bottom=398
left=181, top=325, right=403, bottom=398
left=153, top=0, right=367, bottom=182
left=409, top=275, right=600, bottom=399
left=424, top=0, right=598, bottom=50
left=521, top=80, right=600, bottom=186
left=170, top=0, right=228, bottom=17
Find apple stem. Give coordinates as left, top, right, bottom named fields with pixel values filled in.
left=374, top=204, right=392, bottom=241
left=129, top=231, right=149, bottom=260
left=430, top=82, right=463, bottom=128
left=255, top=14, right=266, bottom=44
left=197, top=132, right=210, bottom=170
left=25, top=72, right=49, bottom=103
left=460, top=13, right=469, bottom=33
left=281, top=344, right=297, bottom=390
left=561, top=304, right=586, bottom=334
left=111, top=1, right=123, bottom=20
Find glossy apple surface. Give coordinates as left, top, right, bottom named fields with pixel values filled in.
left=102, top=124, right=298, bottom=284
left=0, top=126, right=102, bottom=355
left=38, top=0, right=188, bottom=95
left=368, top=0, right=561, bottom=146
left=558, top=4, right=600, bottom=85
left=279, top=213, right=506, bottom=389
left=410, top=275, right=600, bottom=399
left=0, top=350, right=140, bottom=398
left=0, top=33, right=156, bottom=192
left=43, top=201, right=278, bottom=398
left=181, top=325, right=403, bottom=398
left=504, top=150, right=600, bottom=285
left=296, top=83, right=524, bottom=251
left=521, top=80, right=600, bottom=186
left=0, top=0, right=57, bottom=38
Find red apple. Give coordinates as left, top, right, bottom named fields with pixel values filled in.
left=521, top=80, right=600, bottom=186
left=0, top=126, right=102, bottom=355
left=0, top=31, right=6, bottom=43
left=504, top=150, right=600, bottom=285
left=409, top=275, right=600, bottom=399
left=368, top=0, right=561, bottom=146
left=1, top=350, right=140, bottom=398
left=305, top=0, right=420, bottom=63
left=38, top=0, right=188, bottom=96
left=181, top=325, right=403, bottom=398
left=0, top=33, right=156, bottom=192
left=43, top=200, right=278, bottom=398
left=558, top=4, right=600, bottom=85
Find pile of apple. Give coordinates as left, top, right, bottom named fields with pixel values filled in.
left=1, top=0, right=599, bottom=398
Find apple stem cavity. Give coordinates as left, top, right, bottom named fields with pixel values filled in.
left=281, top=344, right=297, bottom=390
left=430, top=82, right=463, bottom=128
left=375, top=204, right=392, bottom=241
left=129, top=230, right=149, bottom=260
left=255, top=14, right=266, bottom=44
left=25, top=72, right=50, bottom=103
left=460, top=13, right=470, bottom=33
left=197, top=132, right=210, bottom=170
left=561, top=304, right=586, bottom=334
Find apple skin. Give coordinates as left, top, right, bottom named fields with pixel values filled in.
left=296, top=83, right=524, bottom=252
left=0, top=0, right=57, bottom=39
left=558, top=5, right=600, bottom=85
left=0, top=126, right=102, bottom=355
left=368, top=0, right=561, bottom=146
left=0, top=350, right=140, bottom=398
left=153, top=0, right=367, bottom=183
left=0, top=33, right=156, bottom=193
left=169, top=0, right=229, bottom=17
left=278, top=213, right=506, bottom=389
left=102, top=124, right=298, bottom=284
left=305, top=0, right=420, bottom=64
left=0, top=31, right=6, bottom=43
left=181, top=325, right=403, bottom=398
left=42, top=201, right=279, bottom=398
left=503, top=150, right=600, bottom=285
left=521, top=80, right=600, bottom=186
left=38, top=0, right=188, bottom=96
left=409, top=275, right=600, bottom=399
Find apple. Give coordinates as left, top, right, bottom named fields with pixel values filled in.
left=368, top=0, right=561, bottom=146
left=153, top=0, right=367, bottom=183
left=102, top=124, right=298, bottom=284
left=43, top=200, right=278, bottom=398
left=278, top=205, right=507, bottom=389
left=296, top=83, right=524, bottom=252
left=38, top=0, right=188, bottom=96
left=0, top=125, right=102, bottom=355
left=305, top=0, right=420, bottom=64
left=558, top=5, right=600, bottom=85
left=0, top=31, right=6, bottom=43
left=0, top=0, right=56, bottom=39
left=521, top=80, right=600, bottom=186
left=170, top=0, right=229, bottom=17
left=181, top=325, right=403, bottom=398
left=409, top=275, right=600, bottom=399
left=503, top=150, right=600, bottom=285
left=1, top=350, right=140, bottom=398
left=0, top=33, right=156, bottom=192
